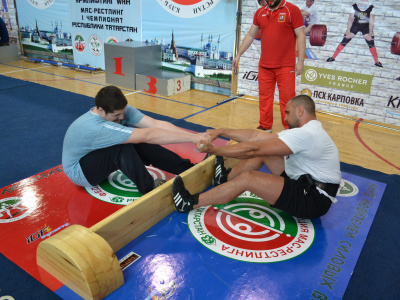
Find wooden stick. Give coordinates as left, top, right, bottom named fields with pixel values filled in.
left=37, top=155, right=239, bottom=300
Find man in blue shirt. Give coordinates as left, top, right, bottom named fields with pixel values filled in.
left=62, top=85, right=209, bottom=194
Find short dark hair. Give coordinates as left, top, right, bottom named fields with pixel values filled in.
left=290, top=95, right=316, bottom=116
left=95, top=86, right=128, bottom=114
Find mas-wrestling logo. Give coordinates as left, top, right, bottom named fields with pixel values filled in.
left=85, top=167, right=167, bottom=205
left=156, top=0, right=220, bottom=18
left=0, top=197, right=34, bottom=223
left=188, top=193, right=315, bottom=263
left=337, top=179, right=359, bottom=197
left=74, top=33, right=86, bottom=53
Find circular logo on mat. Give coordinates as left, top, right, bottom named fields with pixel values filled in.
left=337, top=179, right=359, bottom=197
left=85, top=167, right=167, bottom=205
left=74, top=34, right=86, bottom=53
left=88, top=35, right=102, bottom=56
left=0, top=197, right=34, bottom=223
left=27, top=0, right=55, bottom=9
left=156, top=0, right=220, bottom=18
left=188, top=192, right=315, bottom=263
left=305, top=69, right=317, bottom=82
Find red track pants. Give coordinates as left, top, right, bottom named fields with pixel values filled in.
left=258, top=65, right=296, bottom=129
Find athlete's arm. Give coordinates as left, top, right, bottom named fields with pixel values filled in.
left=232, top=25, right=259, bottom=70
left=135, top=115, right=191, bottom=135
left=295, top=27, right=306, bottom=76
left=369, top=14, right=375, bottom=36
left=197, top=137, right=292, bottom=159
left=124, top=127, right=207, bottom=145
left=206, top=128, right=278, bottom=143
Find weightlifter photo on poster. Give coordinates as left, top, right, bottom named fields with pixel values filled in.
left=326, top=0, right=383, bottom=67
left=300, top=0, right=320, bottom=35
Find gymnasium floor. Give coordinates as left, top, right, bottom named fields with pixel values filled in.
left=0, top=59, right=399, bottom=299
left=1, top=59, right=399, bottom=175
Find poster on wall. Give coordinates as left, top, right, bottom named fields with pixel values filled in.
left=15, top=0, right=141, bottom=69
left=237, top=0, right=400, bottom=127
left=15, top=0, right=73, bottom=62
left=69, top=0, right=142, bottom=69
left=142, top=0, right=238, bottom=92
left=13, top=0, right=237, bottom=91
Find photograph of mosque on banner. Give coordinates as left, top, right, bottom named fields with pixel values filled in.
left=142, top=0, right=238, bottom=88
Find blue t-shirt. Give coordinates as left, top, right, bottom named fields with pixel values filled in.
left=62, top=105, right=145, bottom=186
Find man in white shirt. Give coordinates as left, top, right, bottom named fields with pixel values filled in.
left=172, top=95, right=341, bottom=219
left=300, top=0, right=319, bottom=35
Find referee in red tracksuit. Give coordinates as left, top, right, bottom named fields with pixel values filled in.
left=233, top=0, right=305, bottom=131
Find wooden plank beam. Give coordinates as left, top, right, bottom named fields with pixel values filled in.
left=37, top=155, right=238, bottom=300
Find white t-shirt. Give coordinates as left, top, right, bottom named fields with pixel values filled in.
left=278, top=120, right=341, bottom=184
left=302, top=3, right=319, bottom=24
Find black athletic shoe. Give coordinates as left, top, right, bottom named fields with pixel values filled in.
left=172, top=176, right=199, bottom=213
left=212, top=156, right=231, bottom=187
left=374, top=62, right=383, bottom=67
left=326, top=57, right=335, bottom=62
left=153, top=178, right=166, bottom=189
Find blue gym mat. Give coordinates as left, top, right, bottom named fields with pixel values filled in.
left=55, top=171, right=385, bottom=300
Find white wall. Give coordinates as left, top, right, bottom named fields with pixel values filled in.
left=237, top=0, right=400, bottom=126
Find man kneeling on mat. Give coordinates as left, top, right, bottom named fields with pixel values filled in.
left=62, top=85, right=211, bottom=194
left=172, top=95, right=341, bottom=219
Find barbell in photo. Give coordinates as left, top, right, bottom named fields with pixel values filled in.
left=308, top=24, right=400, bottom=55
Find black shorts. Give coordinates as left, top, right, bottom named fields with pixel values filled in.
left=273, top=173, right=332, bottom=219
left=350, top=23, right=370, bottom=36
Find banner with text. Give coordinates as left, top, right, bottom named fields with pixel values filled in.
left=15, top=0, right=237, bottom=90
left=70, top=0, right=142, bottom=69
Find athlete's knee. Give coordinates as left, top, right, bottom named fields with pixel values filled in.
left=365, top=37, right=375, bottom=48
left=235, top=170, right=259, bottom=187
left=116, top=144, right=139, bottom=166
left=340, top=36, right=352, bottom=46
left=118, top=143, right=135, bottom=156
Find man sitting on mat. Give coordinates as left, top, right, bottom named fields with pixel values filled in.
left=172, top=95, right=341, bottom=219
left=62, top=85, right=210, bottom=194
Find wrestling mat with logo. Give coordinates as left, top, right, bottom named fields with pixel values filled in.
left=0, top=144, right=385, bottom=300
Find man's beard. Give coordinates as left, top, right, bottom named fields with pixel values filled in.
left=269, top=0, right=281, bottom=9
left=287, top=119, right=300, bottom=129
